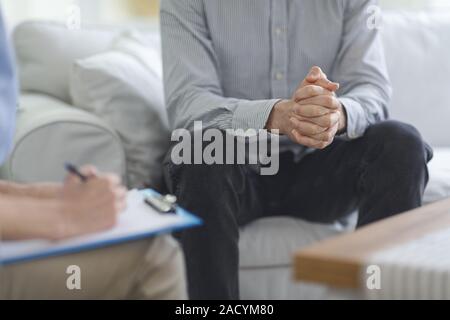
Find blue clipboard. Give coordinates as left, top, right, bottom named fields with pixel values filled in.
left=0, top=189, right=202, bottom=266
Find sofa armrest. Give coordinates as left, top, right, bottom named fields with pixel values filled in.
left=0, top=93, right=127, bottom=184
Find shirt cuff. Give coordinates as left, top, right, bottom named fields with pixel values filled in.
left=232, top=99, right=280, bottom=130
left=339, top=97, right=367, bottom=140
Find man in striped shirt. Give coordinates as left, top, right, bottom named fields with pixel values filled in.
left=161, top=0, right=432, bottom=299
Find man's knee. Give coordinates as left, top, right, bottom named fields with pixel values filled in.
left=364, top=120, right=433, bottom=165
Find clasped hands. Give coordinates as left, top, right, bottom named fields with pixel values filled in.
left=266, top=66, right=347, bottom=149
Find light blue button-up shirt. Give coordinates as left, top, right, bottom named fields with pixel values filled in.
left=161, top=0, right=392, bottom=151
left=0, top=11, right=17, bottom=165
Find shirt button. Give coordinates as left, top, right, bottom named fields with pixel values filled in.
left=275, top=72, right=284, bottom=80
left=275, top=27, right=283, bottom=36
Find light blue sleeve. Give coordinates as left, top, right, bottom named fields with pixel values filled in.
left=0, top=10, right=17, bottom=165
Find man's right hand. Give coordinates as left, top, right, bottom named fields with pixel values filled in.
left=56, top=166, right=127, bottom=239
left=266, top=98, right=340, bottom=149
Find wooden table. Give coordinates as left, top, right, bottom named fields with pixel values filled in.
left=294, top=198, right=450, bottom=290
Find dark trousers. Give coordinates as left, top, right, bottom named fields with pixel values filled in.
left=163, top=120, right=433, bottom=300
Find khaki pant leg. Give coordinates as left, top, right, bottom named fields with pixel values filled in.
left=0, top=235, right=187, bottom=300
left=127, top=235, right=187, bottom=300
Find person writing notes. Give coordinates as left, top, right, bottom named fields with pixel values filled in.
left=0, top=10, right=186, bottom=300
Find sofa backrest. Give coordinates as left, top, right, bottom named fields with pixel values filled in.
left=382, top=11, right=450, bottom=147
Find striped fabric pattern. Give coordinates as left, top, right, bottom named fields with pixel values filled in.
left=160, top=0, right=391, bottom=151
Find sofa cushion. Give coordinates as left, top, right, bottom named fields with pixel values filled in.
left=424, top=148, right=450, bottom=204
left=239, top=216, right=356, bottom=268
left=70, top=31, right=169, bottom=189
left=13, top=21, right=118, bottom=103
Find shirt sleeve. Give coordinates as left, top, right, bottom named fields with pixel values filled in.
left=160, top=0, right=279, bottom=132
left=332, top=0, right=392, bottom=139
left=0, top=11, right=17, bottom=165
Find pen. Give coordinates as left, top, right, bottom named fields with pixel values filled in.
left=65, top=163, right=88, bottom=182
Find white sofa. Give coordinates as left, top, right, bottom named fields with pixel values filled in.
left=3, top=11, right=450, bottom=299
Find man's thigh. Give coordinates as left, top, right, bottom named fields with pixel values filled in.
left=164, top=153, right=273, bottom=227
left=0, top=236, right=185, bottom=300
left=268, top=138, right=367, bottom=223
